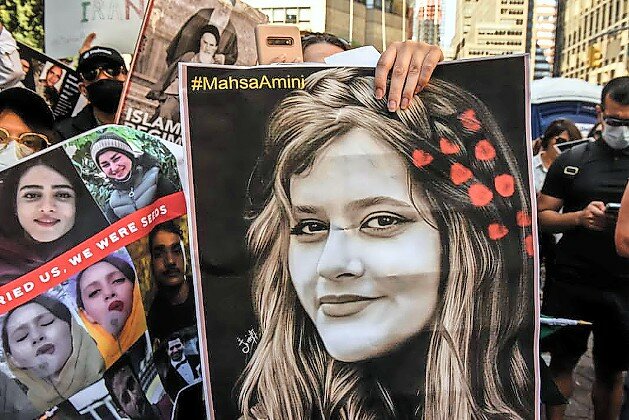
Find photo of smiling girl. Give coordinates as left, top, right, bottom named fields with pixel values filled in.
left=233, top=68, right=535, bottom=419
left=1, top=294, right=104, bottom=411
left=0, top=148, right=110, bottom=284
left=89, top=132, right=179, bottom=222
left=73, top=252, right=147, bottom=368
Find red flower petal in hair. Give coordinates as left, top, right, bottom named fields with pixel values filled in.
left=459, top=109, right=481, bottom=132
left=468, top=183, right=493, bottom=207
left=516, top=211, right=532, bottom=227
left=488, top=223, right=509, bottom=240
left=475, top=139, right=496, bottom=161
left=525, top=235, right=534, bottom=256
left=412, top=149, right=434, bottom=168
left=494, top=174, right=515, bottom=197
left=450, top=163, right=473, bottom=185
left=440, top=137, right=460, bottom=154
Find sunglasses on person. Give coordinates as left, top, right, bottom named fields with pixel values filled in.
left=80, top=65, right=126, bottom=82
left=604, top=117, right=629, bottom=127
left=0, top=127, right=49, bottom=151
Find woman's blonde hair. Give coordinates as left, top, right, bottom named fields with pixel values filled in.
left=240, top=68, right=534, bottom=419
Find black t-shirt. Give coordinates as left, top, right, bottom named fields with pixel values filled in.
left=541, top=140, right=629, bottom=286
left=148, top=276, right=198, bottom=341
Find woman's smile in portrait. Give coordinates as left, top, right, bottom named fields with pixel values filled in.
left=97, top=150, right=132, bottom=181
left=16, top=165, right=76, bottom=243
left=288, top=128, right=441, bottom=363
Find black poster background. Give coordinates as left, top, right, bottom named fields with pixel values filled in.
left=17, top=42, right=81, bottom=120
left=182, top=57, right=535, bottom=419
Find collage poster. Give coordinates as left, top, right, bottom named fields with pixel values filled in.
left=0, top=125, right=202, bottom=419
left=180, top=57, right=539, bottom=419
left=16, top=42, right=82, bottom=121
left=116, top=0, right=267, bottom=145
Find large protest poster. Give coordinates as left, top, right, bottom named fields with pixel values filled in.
left=16, top=42, right=82, bottom=120
left=0, top=125, right=203, bottom=419
left=179, top=57, right=539, bottom=419
left=116, top=0, right=267, bottom=145
left=44, top=0, right=148, bottom=57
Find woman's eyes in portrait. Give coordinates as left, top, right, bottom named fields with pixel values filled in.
left=13, top=329, right=28, bottom=343
left=21, top=190, right=42, bottom=200
left=360, top=212, right=412, bottom=236
left=54, top=188, right=75, bottom=201
left=87, top=287, right=101, bottom=299
left=39, top=314, right=55, bottom=327
left=112, top=276, right=128, bottom=285
left=290, top=219, right=328, bottom=237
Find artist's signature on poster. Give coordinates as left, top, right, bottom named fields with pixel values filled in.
left=236, top=328, right=259, bottom=355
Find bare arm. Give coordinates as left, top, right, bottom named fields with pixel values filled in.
left=538, top=193, right=607, bottom=233
left=615, top=183, right=629, bottom=257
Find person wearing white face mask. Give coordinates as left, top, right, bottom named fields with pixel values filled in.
left=0, top=87, right=54, bottom=170
left=538, top=76, right=629, bottom=420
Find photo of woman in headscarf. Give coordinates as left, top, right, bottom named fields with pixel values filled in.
left=74, top=253, right=147, bottom=368
left=90, top=132, right=179, bottom=222
left=146, top=24, right=223, bottom=124
left=0, top=148, right=110, bottom=285
left=1, top=294, right=104, bottom=412
left=238, top=68, right=535, bottom=419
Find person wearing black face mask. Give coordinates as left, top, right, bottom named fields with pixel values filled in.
left=54, top=46, right=127, bottom=140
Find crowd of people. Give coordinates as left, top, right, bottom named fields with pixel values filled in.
left=1, top=13, right=628, bottom=420
left=535, top=76, right=629, bottom=420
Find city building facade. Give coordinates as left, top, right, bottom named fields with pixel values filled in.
left=247, top=0, right=408, bottom=50
left=554, top=0, right=628, bottom=84
left=451, top=0, right=529, bottom=59
left=411, top=0, right=443, bottom=45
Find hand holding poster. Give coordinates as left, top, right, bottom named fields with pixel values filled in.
left=117, top=0, right=267, bottom=145
left=180, top=58, right=538, bottom=419
left=0, top=125, right=204, bottom=418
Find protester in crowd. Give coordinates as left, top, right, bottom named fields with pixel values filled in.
left=301, top=31, right=351, bottom=63
left=297, top=32, right=443, bottom=113
left=616, top=182, right=629, bottom=257
left=0, top=87, right=54, bottom=169
left=617, top=180, right=629, bottom=420
left=1, top=294, right=105, bottom=412
left=539, top=76, right=629, bottom=420
left=147, top=221, right=196, bottom=342
left=54, top=46, right=127, bottom=140
left=532, top=118, right=582, bottom=194
left=0, top=22, right=25, bottom=90
left=75, top=255, right=147, bottom=368
left=104, top=357, right=168, bottom=419
left=534, top=119, right=583, bottom=302
left=90, top=132, right=179, bottom=222
left=238, top=68, right=534, bottom=419
left=0, top=151, right=109, bottom=284
left=160, top=333, right=201, bottom=399
left=147, top=24, right=223, bottom=123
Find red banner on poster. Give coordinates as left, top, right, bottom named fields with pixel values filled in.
left=0, top=191, right=186, bottom=314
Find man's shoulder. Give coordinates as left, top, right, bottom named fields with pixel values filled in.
left=54, top=104, right=98, bottom=139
